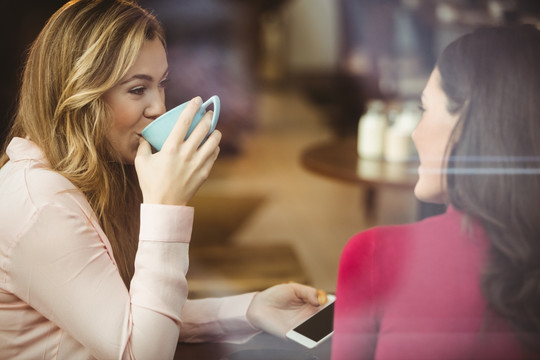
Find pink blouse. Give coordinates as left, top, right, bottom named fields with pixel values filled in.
left=332, top=206, right=530, bottom=359
left=0, top=138, right=259, bottom=359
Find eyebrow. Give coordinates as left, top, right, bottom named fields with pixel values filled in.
left=119, top=74, right=152, bottom=85
left=119, top=69, right=169, bottom=85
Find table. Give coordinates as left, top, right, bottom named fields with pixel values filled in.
left=300, top=137, right=445, bottom=219
left=301, top=136, right=418, bottom=219
left=175, top=332, right=330, bottom=360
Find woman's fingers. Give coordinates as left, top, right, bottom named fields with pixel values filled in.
left=196, top=126, right=221, bottom=157
left=289, top=282, right=324, bottom=307
left=183, top=110, right=215, bottom=149
left=162, top=96, right=202, bottom=151
left=192, top=130, right=221, bottom=180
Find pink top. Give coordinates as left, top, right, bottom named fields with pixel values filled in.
left=0, top=138, right=259, bottom=359
left=332, top=206, right=532, bottom=359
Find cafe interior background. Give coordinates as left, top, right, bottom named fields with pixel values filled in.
left=1, top=0, right=540, bottom=296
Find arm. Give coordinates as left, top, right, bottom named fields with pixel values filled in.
left=332, top=230, right=380, bottom=360
left=179, top=294, right=261, bottom=344
left=178, top=283, right=325, bottom=344
left=8, top=200, right=192, bottom=359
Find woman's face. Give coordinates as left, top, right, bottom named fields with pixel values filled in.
left=103, top=38, right=168, bottom=164
left=412, top=68, right=460, bottom=203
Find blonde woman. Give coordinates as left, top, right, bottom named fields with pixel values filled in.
left=0, top=0, right=326, bottom=358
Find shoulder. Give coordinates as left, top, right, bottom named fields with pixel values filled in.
left=337, top=224, right=410, bottom=283
left=1, top=137, right=88, bottom=210
left=339, top=209, right=472, bottom=281
left=342, top=208, right=470, bottom=258
left=15, top=156, right=89, bottom=210
left=0, top=158, right=96, bottom=242
left=0, top=160, right=109, bottom=290
left=340, top=221, right=417, bottom=266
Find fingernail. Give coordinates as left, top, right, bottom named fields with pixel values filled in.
left=193, top=96, right=202, bottom=105
left=317, top=289, right=328, bottom=305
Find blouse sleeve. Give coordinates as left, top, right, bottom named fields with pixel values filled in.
left=332, top=229, right=380, bottom=360
left=6, top=199, right=192, bottom=360
left=179, top=294, right=261, bottom=344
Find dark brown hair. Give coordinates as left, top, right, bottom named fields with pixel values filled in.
left=439, top=25, right=540, bottom=350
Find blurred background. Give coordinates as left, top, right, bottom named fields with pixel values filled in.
left=2, top=0, right=540, bottom=295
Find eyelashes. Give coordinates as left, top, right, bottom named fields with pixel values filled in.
left=128, top=78, right=169, bottom=95
left=159, top=78, right=169, bottom=88
left=128, top=86, right=145, bottom=95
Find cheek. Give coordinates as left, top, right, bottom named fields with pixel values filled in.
left=412, top=118, right=436, bottom=162
left=110, top=107, right=138, bottom=131
left=412, top=115, right=455, bottom=204
left=413, top=116, right=451, bottom=166
left=105, top=92, right=142, bottom=132
left=106, top=106, right=139, bottom=156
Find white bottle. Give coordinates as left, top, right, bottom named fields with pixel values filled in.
left=384, top=102, right=420, bottom=162
left=357, top=100, right=387, bottom=159
left=384, top=126, right=411, bottom=162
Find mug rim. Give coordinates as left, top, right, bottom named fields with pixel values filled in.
left=142, top=95, right=220, bottom=133
left=141, top=95, right=220, bottom=150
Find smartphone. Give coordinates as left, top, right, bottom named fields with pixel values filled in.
left=286, top=294, right=336, bottom=349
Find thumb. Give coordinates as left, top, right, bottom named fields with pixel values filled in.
left=135, top=138, right=152, bottom=165
left=291, top=283, right=323, bottom=307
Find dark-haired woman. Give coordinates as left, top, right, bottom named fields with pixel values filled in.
left=333, top=25, right=540, bottom=359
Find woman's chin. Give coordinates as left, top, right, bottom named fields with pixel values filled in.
left=413, top=181, right=445, bottom=204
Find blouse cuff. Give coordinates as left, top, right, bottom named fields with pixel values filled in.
left=218, top=292, right=262, bottom=342
left=139, top=204, right=194, bottom=243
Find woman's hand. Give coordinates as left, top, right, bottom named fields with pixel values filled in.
left=246, top=282, right=328, bottom=338
left=135, top=97, right=222, bottom=206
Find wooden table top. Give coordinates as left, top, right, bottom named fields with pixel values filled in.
left=300, top=136, right=418, bottom=190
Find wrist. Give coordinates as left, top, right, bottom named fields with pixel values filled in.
left=246, top=291, right=262, bottom=329
left=142, top=194, right=188, bottom=206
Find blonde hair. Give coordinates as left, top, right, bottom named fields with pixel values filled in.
left=1, top=0, right=166, bottom=286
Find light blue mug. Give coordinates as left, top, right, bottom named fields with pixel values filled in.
left=142, top=95, right=220, bottom=151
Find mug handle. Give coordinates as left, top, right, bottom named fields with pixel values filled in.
left=201, top=95, right=220, bottom=134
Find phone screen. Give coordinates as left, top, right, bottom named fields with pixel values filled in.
left=292, top=302, right=334, bottom=342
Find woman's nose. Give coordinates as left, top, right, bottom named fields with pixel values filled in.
left=145, top=94, right=166, bottom=120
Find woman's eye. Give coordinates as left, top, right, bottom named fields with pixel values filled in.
left=159, top=78, right=169, bottom=88
left=417, top=103, right=426, bottom=113
left=129, top=86, right=145, bottom=95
